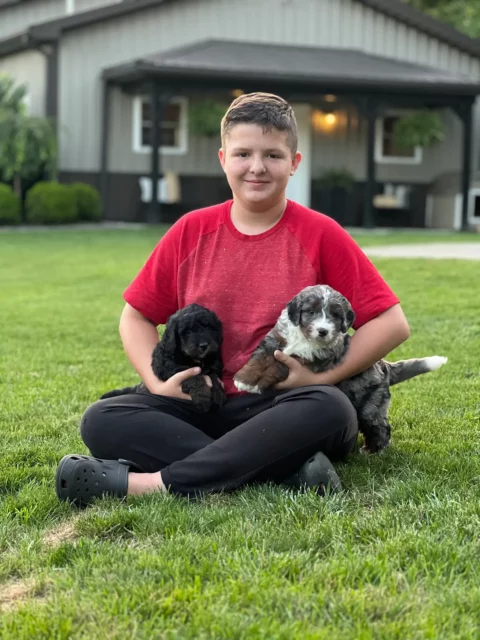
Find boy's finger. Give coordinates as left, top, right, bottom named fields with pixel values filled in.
left=274, top=350, right=295, bottom=367
left=173, top=367, right=201, bottom=383
left=203, top=375, right=213, bottom=388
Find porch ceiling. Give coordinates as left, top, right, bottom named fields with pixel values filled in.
left=102, top=39, right=480, bottom=98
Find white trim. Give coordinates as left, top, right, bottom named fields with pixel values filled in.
left=468, top=187, right=480, bottom=225
left=452, top=189, right=480, bottom=229
left=374, top=111, right=423, bottom=165
left=132, top=96, right=188, bottom=155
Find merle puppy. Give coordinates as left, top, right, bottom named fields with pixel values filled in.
left=234, top=285, right=447, bottom=453
left=101, top=303, right=226, bottom=412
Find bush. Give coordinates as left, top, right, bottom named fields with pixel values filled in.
left=70, top=182, right=102, bottom=222
left=25, top=182, right=78, bottom=225
left=0, top=183, right=21, bottom=225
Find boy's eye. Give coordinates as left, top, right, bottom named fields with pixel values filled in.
left=236, top=152, right=249, bottom=158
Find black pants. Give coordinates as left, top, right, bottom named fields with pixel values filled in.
left=80, top=385, right=358, bottom=497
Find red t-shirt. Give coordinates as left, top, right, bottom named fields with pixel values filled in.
left=124, top=200, right=399, bottom=396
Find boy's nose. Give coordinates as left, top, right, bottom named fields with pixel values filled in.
left=249, top=158, right=266, bottom=174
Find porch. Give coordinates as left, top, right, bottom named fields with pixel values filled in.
left=100, top=39, right=480, bottom=229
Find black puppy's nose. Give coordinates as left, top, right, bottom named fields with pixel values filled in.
left=198, top=342, right=209, bottom=351
left=318, top=329, right=329, bottom=338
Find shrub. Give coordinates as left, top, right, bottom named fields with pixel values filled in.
left=70, top=182, right=102, bottom=222
left=25, top=182, right=78, bottom=225
left=0, top=183, right=21, bottom=224
left=316, top=169, right=356, bottom=190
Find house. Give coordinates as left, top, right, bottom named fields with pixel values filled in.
left=1, top=0, right=480, bottom=229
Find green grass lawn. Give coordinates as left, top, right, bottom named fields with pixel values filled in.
left=1, top=228, right=479, bottom=639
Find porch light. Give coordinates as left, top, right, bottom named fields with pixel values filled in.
left=312, top=109, right=337, bottom=132
left=231, top=89, right=244, bottom=98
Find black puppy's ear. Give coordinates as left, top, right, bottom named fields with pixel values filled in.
left=215, top=316, right=223, bottom=345
left=160, top=313, right=181, bottom=356
left=287, top=297, right=301, bottom=326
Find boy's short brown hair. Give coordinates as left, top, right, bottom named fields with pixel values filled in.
left=221, top=92, right=298, bottom=155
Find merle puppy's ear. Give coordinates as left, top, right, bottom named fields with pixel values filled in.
left=339, top=297, right=355, bottom=332
left=287, top=296, right=302, bottom=326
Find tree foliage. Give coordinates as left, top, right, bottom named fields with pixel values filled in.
left=0, top=74, right=57, bottom=198
left=403, top=0, right=480, bottom=39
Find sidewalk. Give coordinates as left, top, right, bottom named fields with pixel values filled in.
left=363, top=243, right=480, bottom=260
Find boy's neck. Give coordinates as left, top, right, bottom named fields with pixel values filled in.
left=230, top=198, right=287, bottom=236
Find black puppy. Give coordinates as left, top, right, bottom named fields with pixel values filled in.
left=101, top=304, right=226, bottom=412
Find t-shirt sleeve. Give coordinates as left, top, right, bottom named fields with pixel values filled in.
left=123, top=220, right=184, bottom=326
left=319, top=220, right=400, bottom=329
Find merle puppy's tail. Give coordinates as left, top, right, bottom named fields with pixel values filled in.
left=387, top=356, right=448, bottom=386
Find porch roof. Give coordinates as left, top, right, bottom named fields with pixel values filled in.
left=102, top=39, right=480, bottom=97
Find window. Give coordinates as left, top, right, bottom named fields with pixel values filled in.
left=375, top=113, right=422, bottom=165
left=132, top=96, right=188, bottom=154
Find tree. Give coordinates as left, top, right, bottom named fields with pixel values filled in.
left=0, top=74, right=57, bottom=200
left=403, top=0, right=480, bottom=39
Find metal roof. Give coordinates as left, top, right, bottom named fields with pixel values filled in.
left=102, top=39, right=480, bottom=97
left=0, top=0, right=479, bottom=59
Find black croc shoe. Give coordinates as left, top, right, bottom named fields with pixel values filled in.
left=55, top=454, right=141, bottom=507
left=282, top=451, right=343, bottom=496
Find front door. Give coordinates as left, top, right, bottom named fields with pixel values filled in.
left=286, top=103, right=312, bottom=208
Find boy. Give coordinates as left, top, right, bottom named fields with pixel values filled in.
left=55, top=93, right=409, bottom=505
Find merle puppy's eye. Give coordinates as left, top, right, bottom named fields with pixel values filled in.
left=302, top=309, right=314, bottom=317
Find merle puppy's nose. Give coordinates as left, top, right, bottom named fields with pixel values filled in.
left=318, top=329, right=329, bottom=338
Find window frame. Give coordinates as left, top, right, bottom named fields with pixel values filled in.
left=374, top=110, right=423, bottom=165
left=132, top=95, right=188, bottom=155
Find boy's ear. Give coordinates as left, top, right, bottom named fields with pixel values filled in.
left=218, top=148, right=226, bottom=171
left=290, top=151, right=302, bottom=176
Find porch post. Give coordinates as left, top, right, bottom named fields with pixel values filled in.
left=146, top=84, right=174, bottom=223
left=147, top=80, right=161, bottom=223
left=100, top=79, right=111, bottom=220
left=364, top=98, right=377, bottom=229
left=457, top=99, right=474, bottom=232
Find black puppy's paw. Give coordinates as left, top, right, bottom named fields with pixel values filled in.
left=182, top=375, right=213, bottom=413
left=211, top=379, right=227, bottom=410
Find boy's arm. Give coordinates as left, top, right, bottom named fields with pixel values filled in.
left=274, top=303, right=410, bottom=389
left=119, top=304, right=161, bottom=392
left=119, top=303, right=202, bottom=399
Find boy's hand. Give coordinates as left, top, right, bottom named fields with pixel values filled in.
left=273, top=351, right=332, bottom=390
left=147, top=368, right=213, bottom=400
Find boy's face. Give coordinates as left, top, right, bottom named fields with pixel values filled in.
left=218, top=124, right=301, bottom=210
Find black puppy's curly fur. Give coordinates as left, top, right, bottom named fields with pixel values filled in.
left=101, top=304, right=226, bottom=412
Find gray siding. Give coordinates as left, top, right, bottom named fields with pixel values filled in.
left=0, top=0, right=121, bottom=39
left=56, top=0, right=480, bottom=180
left=311, top=105, right=465, bottom=185
left=0, top=50, right=46, bottom=116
